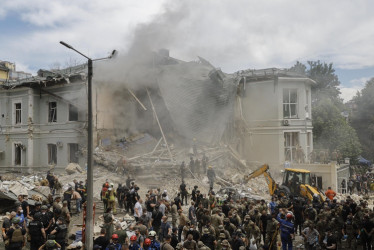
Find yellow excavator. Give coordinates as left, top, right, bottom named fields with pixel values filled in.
left=244, top=164, right=325, bottom=202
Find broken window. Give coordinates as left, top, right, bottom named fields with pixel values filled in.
left=14, top=144, right=21, bottom=165
left=15, top=103, right=21, bottom=124
left=68, top=143, right=79, bottom=163
left=69, top=104, right=78, bottom=121
left=48, top=102, right=57, bottom=122
left=48, top=144, right=57, bottom=165
left=284, top=132, right=299, bottom=162
left=283, top=89, right=298, bottom=118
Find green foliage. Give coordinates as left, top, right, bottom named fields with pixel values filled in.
left=312, top=99, right=361, bottom=160
left=351, top=78, right=374, bottom=160
left=290, top=60, right=362, bottom=160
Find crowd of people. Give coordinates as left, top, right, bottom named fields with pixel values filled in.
left=2, top=169, right=374, bottom=250
left=341, top=172, right=374, bottom=196
left=1, top=173, right=87, bottom=250
left=96, top=176, right=374, bottom=250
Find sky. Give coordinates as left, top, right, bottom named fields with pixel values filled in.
left=1, top=0, right=374, bottom=102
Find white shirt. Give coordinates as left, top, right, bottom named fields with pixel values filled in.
left=134, top=202, right=143, bottom=218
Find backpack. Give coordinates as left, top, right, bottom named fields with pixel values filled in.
left=11, top=227, right=24, bottom=243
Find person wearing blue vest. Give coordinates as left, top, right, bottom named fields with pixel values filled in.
left=277, top=209, right=295, bottom=250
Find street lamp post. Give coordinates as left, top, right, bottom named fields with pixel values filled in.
left=60, top=41, right=115, bottom=250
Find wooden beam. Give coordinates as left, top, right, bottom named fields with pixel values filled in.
left=146, top=89, right=174, bottom=161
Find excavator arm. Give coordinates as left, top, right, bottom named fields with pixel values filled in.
left=244, top=164, right=277, bottom=196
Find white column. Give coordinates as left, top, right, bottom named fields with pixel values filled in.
left=27, top=89, right=34, bottom=167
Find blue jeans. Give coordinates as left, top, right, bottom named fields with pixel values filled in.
left=76, top=198, right=82, bottom=212
left=281, top=235, right=293, bottom=250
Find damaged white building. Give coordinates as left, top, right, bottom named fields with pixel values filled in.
left=0, top=51, right=315, bottom=173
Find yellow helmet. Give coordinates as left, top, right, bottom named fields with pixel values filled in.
left=208, top=165, right=213, bottom=169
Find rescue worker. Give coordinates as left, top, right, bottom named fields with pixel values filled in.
left=107, top=183, right=117, bottom=214
left=102, top=207, right=114, bottom=240
left=113, top=222, right=128, bottom=246
left=129, top=235, right=141, bottom=250
left=148, top=230, right=161, bottom=250
left=207, top=166, right=216, bottom=189
left=106, top=234, right=122, bottom=250
left=101, top=182, right=109, bottom=212
left=277, top=211, right=294, bottom=250
left=50, top=217, right=68, bottom=250
left=5, top=217, right=26, bottom=250
left=325, top=187, right=337, bottom=201
left=28, top=212, right=46, bottom=250
left=38, top=239, right=61, bottom=250
left=40, top=205, right=53, bottom=234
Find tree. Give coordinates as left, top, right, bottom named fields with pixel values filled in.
left=313, top=98, right=361, bottom=160
left=290, top=61, right=362, bottom=161
left=351, top=77, right=374, bottom=161
left=306, top=61, right=342, bottom=107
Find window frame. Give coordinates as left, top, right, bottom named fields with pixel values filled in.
left=48, top=101, right=57, bottom=123
left=48, top=144, right=57, bottom=165
left=283, top=89, right=298, bottom=119
left=284, top=132, right=299, bottom=162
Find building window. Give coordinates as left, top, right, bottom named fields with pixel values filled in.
left=69, top=104, right=78, bottom=121
left=48, top=102, right=57, bottom=122
left=68, top=143, right=79, bottom=163
left=15, top=103, right=22, bottom=124
left=14, top=144, right=22, bottom=165
left=284, top=132, right=299, bottom=162
left=283, top=89, right=298, bottom=118
left=48, top=144, right=57, bottom=165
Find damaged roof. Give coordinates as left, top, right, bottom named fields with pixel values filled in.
left=0, top=63, right=87, bottom=90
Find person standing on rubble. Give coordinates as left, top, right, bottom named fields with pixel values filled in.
left=180, top=181, right=188, bottom=205
left=207, top=166, right=216, bottom=190
left=101, top=182, right=109, bottom=212
left=27, top=212, right=46, bottom=250
left=107, top=183, right=117, bottom=214
left=46, top=171, right=55, bottom=195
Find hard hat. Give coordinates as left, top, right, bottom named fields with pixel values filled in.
left=130, top=235, right=137, bottom=241
left=144, top=238, right=152, bottom=246
left=148, top=230, right=157, bottom=237
left=110, top=183, right=114, bottom=187
left=12, top=217, right=20, bottom=224
left=208, top=166, right=213, bottom=169
left=112, top=234, right=119, bottom=240
left=41, top=205, right=48, bottom=210
left=286, top=213, right=293, bottom=219
left=46, top=240, right=56, bottom=248
left=35, top=201, right=42, bottom=206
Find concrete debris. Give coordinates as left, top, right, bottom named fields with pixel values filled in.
left=65, top=163, right=83, bottom=175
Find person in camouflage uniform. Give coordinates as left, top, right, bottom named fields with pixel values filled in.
left=265, top=214, right=279, bottom=250
left=247, top=221, right=261, bottom=248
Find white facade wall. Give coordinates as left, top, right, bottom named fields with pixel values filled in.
left=240, top=76, right=314, bottom=167
left=0, top=83, right=87, bottom=173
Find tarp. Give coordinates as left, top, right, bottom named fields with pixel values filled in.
left=358, top=156, right=372, bottom=166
